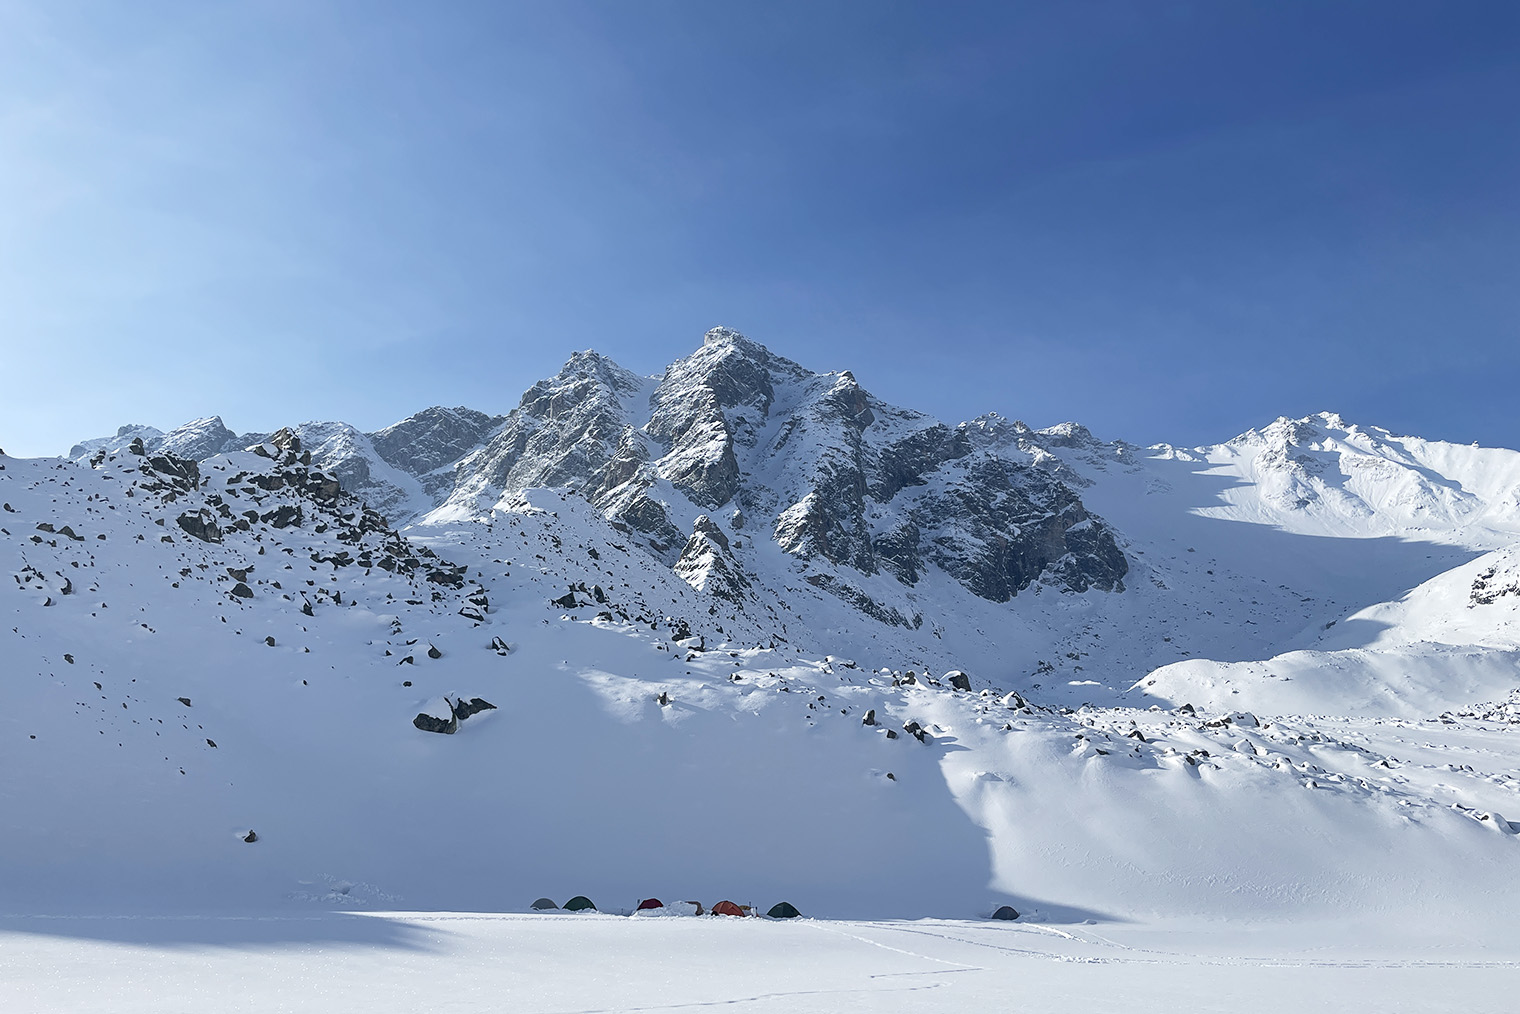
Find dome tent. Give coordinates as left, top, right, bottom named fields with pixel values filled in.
left=530, top=898, right=559, bottom=911
left=766, top=901, right=801, bottom=919
left=563, top=895, right=597, bottom=912
left=635, top=898, right=664, bottom=911
left=991, top=905, right=1019, bottom=921
left=710, top=900, right=746, bottom=917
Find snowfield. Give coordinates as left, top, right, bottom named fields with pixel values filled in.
left=4, top=911, right=1518, bottom=1014
left=8, top=348, right=1520, bottom=1008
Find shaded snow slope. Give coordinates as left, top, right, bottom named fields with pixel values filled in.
left=1136, top=543, right=1520, bottom=717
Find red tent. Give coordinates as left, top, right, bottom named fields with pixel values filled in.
left=636, top=898, right=664, bottom=911
left=711, top=900, right=746, bottom=917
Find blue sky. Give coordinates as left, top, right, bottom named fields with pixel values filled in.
left=2, top=1, right=1516, bottom=457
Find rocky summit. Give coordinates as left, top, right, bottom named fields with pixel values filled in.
left=69, top=328, right=1130, bottom=626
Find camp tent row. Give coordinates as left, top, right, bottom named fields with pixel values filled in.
left=531, top=897, right=802, bottom=919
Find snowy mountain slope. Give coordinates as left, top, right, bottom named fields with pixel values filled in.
left=956, top=411, right=1520, bottom=716
left=1196, top=412, right=1520, bottom=538
left=7, top=437, right=1520, bottom=929
left=1135, top=543, right=1520, bottom=717
left=57, top=339, right=1520, bottom=717
left=292, top=420, right=434, bottom=526
left=69, top=409, right=502, bottom=529
left=24, top=329, right=1520, bottom=931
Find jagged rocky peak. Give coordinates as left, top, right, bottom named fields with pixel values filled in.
left=1231, top=411, right=1354, bottom=450
left=158, top=416, right=241, bottom=461
left=633, top=326, right=1129, bottom=604
left=72, top=418, right=247, bottom=463
left=645, top=327, right=812, bottom=509
left=1035, top=421, right=1098, bottom=448
left=960, top=412, right=1033, bottom=443
left=428, top=349, right=653, bottom=523
left=528, top=350, right=645, bottom=412
left=369, top=406, right=506, bottom=477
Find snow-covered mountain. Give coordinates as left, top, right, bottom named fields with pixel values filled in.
left=60, top=332, right=1520, bottom=711
left=20, top=327, right=1520, bottom=928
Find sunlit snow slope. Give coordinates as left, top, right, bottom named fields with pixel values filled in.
left=6, top=422, right=1520, bottom=928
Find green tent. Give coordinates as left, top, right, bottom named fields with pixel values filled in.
left=530, top=898, right=559, bottom=911
left=563, top=895, right=597, bottom=912
left=991, top=905, right=1019, bottom=921
left=766, top=901, right=801, bottom=919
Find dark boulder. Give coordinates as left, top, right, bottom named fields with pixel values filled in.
left=176, top=511, right=222, bottom=544
left=451, top=697, right=497, bottom=721
left=412, top=711, right=458, bottom=735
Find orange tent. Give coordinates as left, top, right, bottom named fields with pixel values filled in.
left=711, top=900, right=746, bottom=917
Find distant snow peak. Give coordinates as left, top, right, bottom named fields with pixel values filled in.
left=1036, top=421, right=1097, bottom=448
left=159, top=416, right=240, bottom=462
left=68, top=423, right=165, bottom=460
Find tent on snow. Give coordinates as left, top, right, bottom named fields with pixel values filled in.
left=635, top=898, right=664, bottom=911
left=711, top=900, right=747, bottom=917
left=530, top=898, right=559, bottom=911
left=766, top=901, right=801, bottom=919
left=563, top=895, right=597, bottom=912
left=991, top=905, right=1019, bottom=921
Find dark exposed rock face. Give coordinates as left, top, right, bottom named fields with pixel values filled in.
left=413, top=711, right=457, bottom=734
left=451, top=697, right=497, bottom=721
left=369, top=406, right=506, bottom=496
left=906, top=456, right=1127, bottom=599
left=673, top=515, right=750, bottom=604
left=176, top=510, right=222, bottom=544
